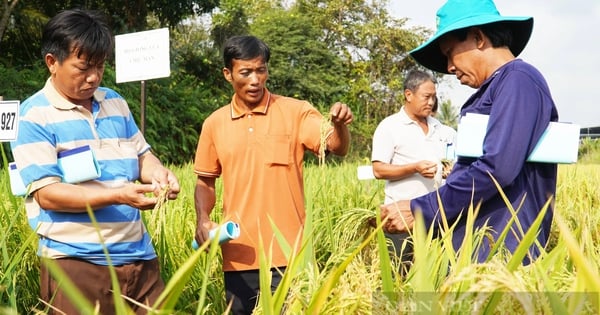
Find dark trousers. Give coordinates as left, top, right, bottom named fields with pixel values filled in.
left=224, top=267, right=286, bottom=315
left=385, top=232, right=414, bottom=274
left=40, top=257, right=164, bottom=315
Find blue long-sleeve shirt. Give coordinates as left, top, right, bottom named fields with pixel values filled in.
left=411, top=59, right=558, bottom=263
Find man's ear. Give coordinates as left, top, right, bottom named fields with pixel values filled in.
left=223, top=67, right=233, bottom=82
left=404, top=89, right=413, bottom=102
left=472, top=28, right=486, bottom=49
left=45, top=54, right=58, bottom=74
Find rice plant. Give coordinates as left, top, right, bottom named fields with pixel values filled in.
left=1, top=157, right=599, bottom=314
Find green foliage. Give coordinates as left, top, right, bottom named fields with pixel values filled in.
left=0, top=44, right=227, bottom=166
left=436, top=98, right=459, bottom=129
left=0, top=0, right=219, bottom=67
left=102, top=64, right=229, bottom=165
left=251, top=7, right=347, bottom=109
left=292, top=0, right=431, bottom=158
left=146, top=0, right=219, bottom=28
left=0, top=145, right=41, bottom=312
left=0, top=63, right=47, bottom=164
left=0, top=6, right=48, bottom=66
left=297, top=0, right=427, bottom=112
left=210, top=0, right=251, bottom=49
left=0, top=63, right=47, bottom=100
left=578, top=138, right=600, bottom=164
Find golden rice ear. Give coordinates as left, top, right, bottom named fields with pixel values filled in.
left=441, top=159, right=454, bottom=179
left=318, top=113, right=332, bottom=166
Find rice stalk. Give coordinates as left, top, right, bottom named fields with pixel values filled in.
left=323, top=254, right=381, bottom=314
left=553, top=211, right=600, bottom=312
left=4, top=161, right=600, bottom=314
left=153, top=184, right=171, bottom=213
left=319, top=113, right=332, bottom=167
left=305, top=222, right=381, bottom=314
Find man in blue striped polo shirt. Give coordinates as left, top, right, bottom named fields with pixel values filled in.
left=10, top=9, right=180, bottom=314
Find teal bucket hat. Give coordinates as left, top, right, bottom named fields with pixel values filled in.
left=409, top=0, right=533, bottom=74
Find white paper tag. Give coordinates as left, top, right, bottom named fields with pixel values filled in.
left=57, top=145, right=101, bottom=183
left=0, top=100, right=19, bottom=141
left=8, top=162, right=27, bottom=196
left=357, top=165, right=375, bottom=180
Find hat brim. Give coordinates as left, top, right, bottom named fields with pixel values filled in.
left=409, top=16, right=533, bottom=74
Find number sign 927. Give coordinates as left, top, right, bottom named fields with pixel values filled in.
left=0, top=100, right=20, bottom=141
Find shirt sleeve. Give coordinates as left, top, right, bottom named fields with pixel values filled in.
left=371, top=119, right=394, bottom=163
left=411, top=69, right=555, bottom=226
left=11, top=116, right=62, bottom=191
left=298, top=101, right=325, bottom=156
left=193, top=114, right=221, bottom=177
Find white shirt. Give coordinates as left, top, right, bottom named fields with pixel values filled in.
left=371, top=107, right=456, bottom=204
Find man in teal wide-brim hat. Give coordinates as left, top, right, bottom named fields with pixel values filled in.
left=379, top=0, right=559, bottom=264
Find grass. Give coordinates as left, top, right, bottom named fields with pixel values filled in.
left=1, top=143, right=599, bottom=313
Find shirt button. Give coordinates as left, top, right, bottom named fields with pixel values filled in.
left=249, top=127, right=254, bottom=132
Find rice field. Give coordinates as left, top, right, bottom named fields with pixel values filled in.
left=1, top=158, right=599, bottom=314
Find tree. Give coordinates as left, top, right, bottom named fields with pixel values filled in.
left=0, top=0, right=220, bottom=66
left=288, top=0, right=430, bottom=158
left=251, top=7, right=347, bottom=108
left=436, top=98, right=459, bottom=130
left=210, top=0, right=251, bottom=50
left=26, top=0, right=219, bottom=33
left=0, top=0, right=19, bottom=51
left=147, top=0, right=219, bottom=29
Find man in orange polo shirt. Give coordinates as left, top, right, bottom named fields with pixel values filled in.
left=193, top=35, right=353, bottom=314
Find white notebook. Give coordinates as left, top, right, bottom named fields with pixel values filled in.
left=455, top=113, right=580, bottom=164
left=9, top=162, right=27, bottom=196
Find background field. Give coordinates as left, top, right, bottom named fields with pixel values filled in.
left=1, top=143, right=599, bottom=314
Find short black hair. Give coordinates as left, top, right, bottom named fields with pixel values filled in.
left=223, top=35, right=270, bottom=70
left=447, top=22, right=514, bottom=49
left=41, top=9, right=113, bottom=65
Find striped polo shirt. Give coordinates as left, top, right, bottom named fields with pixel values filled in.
left=10, top=78, right=156, bottom=265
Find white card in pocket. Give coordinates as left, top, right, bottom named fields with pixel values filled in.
left=57, top=145, right=101, bottom=183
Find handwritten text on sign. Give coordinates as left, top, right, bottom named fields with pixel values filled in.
left=115, top=28, right=170, bottom=83
left=0, top=100, right=19, bottom=141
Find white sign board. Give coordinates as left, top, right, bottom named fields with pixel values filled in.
left=115, top=28, right=170, bottom=83
left=0, top=100, right=19, bottom=141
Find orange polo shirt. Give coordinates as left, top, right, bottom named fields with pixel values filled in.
left=193, top=89, right=324, bottom=271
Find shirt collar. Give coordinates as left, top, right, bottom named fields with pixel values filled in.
left=43, top=78, right=106, bottom=110
left=399, top=106, right=441, bottom=128
left=398, top=106, right=413, bottom=124
left=230, top=88, right=271, bottom=119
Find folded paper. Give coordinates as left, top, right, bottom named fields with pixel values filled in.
left=208, top=221, right=240, bottom=244
left=192, top=221, right=241, bottom=249
left=8, top=162, right=27, bottom=196
left=455, top=113, right=580, bottom=164
left=357, top=165, right=375, bottom=180
left=57, top=145, right=101, bottom=183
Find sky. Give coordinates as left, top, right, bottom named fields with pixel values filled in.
left=388, top=0, right=600, bottom=128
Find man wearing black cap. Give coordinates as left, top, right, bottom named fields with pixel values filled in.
left=380, top=0, right=558, bottom=264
